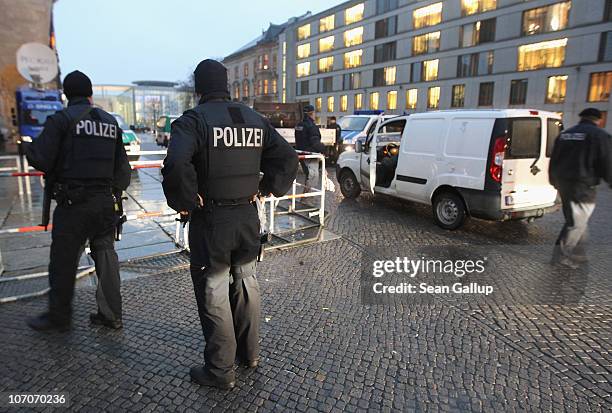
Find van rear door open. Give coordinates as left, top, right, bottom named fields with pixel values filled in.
left=501, top=116, right=558, bottom=210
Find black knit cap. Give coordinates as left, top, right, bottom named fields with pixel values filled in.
left=63, top=70, right=93, bottom=99
left=303, top=104, right=315, bottom=113
left=194, top=59, right=229, bottom=98
left=579, top=108, right=602, bottom=119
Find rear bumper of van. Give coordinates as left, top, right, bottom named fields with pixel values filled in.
left=459, top=188, right=560, bottom=221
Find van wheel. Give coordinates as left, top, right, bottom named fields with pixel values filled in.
left=339, top=170, right=361, bottom=199
left=433, top=192, right=466, bottom=230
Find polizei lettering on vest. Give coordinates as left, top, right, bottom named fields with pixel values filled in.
left=75, top=120, right=117, bottom=139
left=212, top=127, right=263, bottom=148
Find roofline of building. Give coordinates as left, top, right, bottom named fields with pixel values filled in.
left=223, top=12, right=313, bottom=62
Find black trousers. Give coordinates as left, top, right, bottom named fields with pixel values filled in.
left=189, top=203, right=261, bottom=382
left=48, top=193, right=121, bottom=323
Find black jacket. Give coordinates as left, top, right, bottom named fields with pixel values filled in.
left=161, top=97, right=298, bottom=213
left=295, top=116, right=325, bottom=153
left=25, top=98, right=131, bottom=191
left=549, top=120, right=612, bottom=201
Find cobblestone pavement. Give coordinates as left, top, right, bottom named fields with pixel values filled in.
left=0, top=167, right=610, bottom=411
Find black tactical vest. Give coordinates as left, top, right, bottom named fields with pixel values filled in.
left=59, top=105, right=118, bottom=181
left=192, top=101, right=264, bottom=201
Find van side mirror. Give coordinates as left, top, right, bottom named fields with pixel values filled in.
left=355, top=140, right=363, bottom=153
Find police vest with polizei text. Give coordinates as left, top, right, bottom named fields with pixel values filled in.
left=61, top=107, right=118, bottom=181
left=196, top=103, right=265, bottom=201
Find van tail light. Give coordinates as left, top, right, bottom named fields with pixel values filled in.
left=489, top=137, right=507, bottom=183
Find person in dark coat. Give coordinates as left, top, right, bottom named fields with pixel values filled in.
left=549, top=108, right=612, bottom=268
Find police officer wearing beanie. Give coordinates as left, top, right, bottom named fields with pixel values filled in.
left=549, top=108, right=612, bottom=268
left=162, top=59, right=297, bottom=389
left=25, top=71, right=131, bottom=331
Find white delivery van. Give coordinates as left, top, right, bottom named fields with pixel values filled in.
left=336, top=109, right=563, bottom=230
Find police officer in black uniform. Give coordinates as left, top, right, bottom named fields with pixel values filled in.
left=295, top=105, right=325, bottom=180
left=327, top=116, right=342, bottom=164
left=549, top=108, right=612, bottom=268
left=25, top=71, right=131, bottom=331
left=161, top=59, right=297, bottom=389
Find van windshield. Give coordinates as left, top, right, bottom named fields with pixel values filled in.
left=506, top=118, right=541, bottom=159
left=339, top=116, right=369, bottom=132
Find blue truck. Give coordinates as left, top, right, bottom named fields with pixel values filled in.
left=14, top=87, right=63, bottom=144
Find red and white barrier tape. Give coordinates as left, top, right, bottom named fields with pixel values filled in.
left=0, top=211, right=177, bottom=235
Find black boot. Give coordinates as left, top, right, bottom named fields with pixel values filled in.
left=90, top=313, right=123, bottom=329
left=27, top=313, right=70, bottom=332
left=189, top=366, right=235, bottom=390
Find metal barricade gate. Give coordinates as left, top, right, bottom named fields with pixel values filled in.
left=172, top=152, right=328, bottom=252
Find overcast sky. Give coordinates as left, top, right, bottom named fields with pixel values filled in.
left=54, top=0, right=340, bottom=85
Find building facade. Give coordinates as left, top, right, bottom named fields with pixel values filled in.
left=223, top=15, right=312, bottom=106
left=277, top=0, right=612, bottom=130
left=93, top=81, right=194, bottom=128
left=0, top=0, right=57, bottom=140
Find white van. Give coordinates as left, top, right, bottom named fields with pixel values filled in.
left=336, top=109, right=563, bottom=229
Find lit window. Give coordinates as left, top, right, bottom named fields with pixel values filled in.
left=318, top=56, right=334, bottom=73
left=462, top=0, right=496, bottom=16
left=315, top=97, right=322, bottom=111
left=327, top=96, right=335, bottom=112
left=263, top=54, right=269, bottom=70
left=546, top=75, right=568, bottom=103
left=243, top=63, right=249, bottom=77
left=587, top=72, right=612, bottom=102
left=297, top=24, right=310, bottom=40
left=406, top=89, right=418, bottom=109
left=345, top=3, right=364, bottom=25
left=370, top=92, right=380, bottom=110
left=387, top=91, right=398, bottom=110
left=413, top=31, right=441, bottom=55
left=297, top=43, right=310, bottom=59
left=340, top=95, right=348, bottom=112
left=263, top=79, right=269, bottom=94
left=509, top=79, right=528, bottom=105
left=319, top=35, right=335, bottom=53
left=373, top=66, right=396, bottom=86
left=385, top=66, right=396, bottom=85
left=242, top=80, right=249, bottom=97
left=344, top=50, right=363, bottom=68
left=427, top=86, right=440, bottom=109
left=518, top=38, right=567, bottom=71
left=522, top=1, right=571, bottom=36
left=272, top=79, right=278, bottom=94
left=297, top=62, right=311, bottom=77
left=355, top=93, right=363, bottom=110
left=344, top=27, right=364, bottom=47
left=320, top=15, right=335, bottom=32
left=413, top=2, right=442, bottom=29
left=451, top=84, right=465, bottom=107
left=423, top=59, right=439, bottom=81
